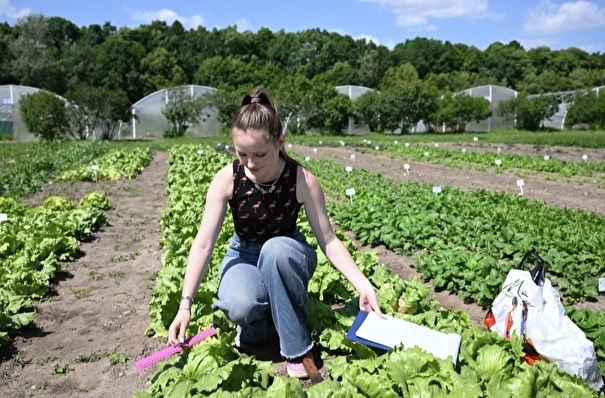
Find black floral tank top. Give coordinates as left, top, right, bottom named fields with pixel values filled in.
left=228, top=159, right=302, bottom=244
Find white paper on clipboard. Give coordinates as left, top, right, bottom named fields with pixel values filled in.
left=355, top=311, right=462, bottom=365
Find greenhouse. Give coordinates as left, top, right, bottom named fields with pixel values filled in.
left=527, top=85, right=605, bottom=130
left=336, top=85, right=374, bottom=135
left=458, top=85, right=518, bottom=132
left=0, top=85, right=66, bottom=142
left=128, top=85, right=221, bottom=139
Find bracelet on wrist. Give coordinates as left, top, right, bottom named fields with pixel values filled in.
left=178, top=308, right=191, bottom=312
left=181, top=295, right=194, bottom=304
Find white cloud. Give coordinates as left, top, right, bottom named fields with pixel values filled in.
left=358, top=0, right=502, bottom=30
left=234, top=18, right=253, bottom=32
left=0, top=0, right=30, bottom=20
left=579, top=43, right=605, bottom=53
left=355, top=34, right=382, bottom=45
left=126, top=8, right=205, bottom=29
left=522, top=1, right=605, bottom=36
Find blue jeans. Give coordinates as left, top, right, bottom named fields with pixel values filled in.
left=212, top=230, right=318, bottom=359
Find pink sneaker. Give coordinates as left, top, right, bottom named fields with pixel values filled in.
left=286, top=351, right=313, bottom=378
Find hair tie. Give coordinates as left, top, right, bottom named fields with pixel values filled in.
left=251, top=97, right=261, bottom=104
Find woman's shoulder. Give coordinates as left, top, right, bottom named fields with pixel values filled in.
left=210, top=162, right=236, bottom=198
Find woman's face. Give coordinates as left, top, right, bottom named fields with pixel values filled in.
left=232, top=128, right=284, bottom=182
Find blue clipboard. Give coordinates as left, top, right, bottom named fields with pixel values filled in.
left=345, top=310, right=391, bottom=351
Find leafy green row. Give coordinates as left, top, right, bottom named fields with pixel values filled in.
left=303, top=156, right=605, bottom=306
left=0, top=194, right=110, bottom=345
left=292, top=135, right=605, bottom=177
left=0, top=141, right=111, bottom=198
left=299, top=155, right=605, bottom=374
left=59, top=147, right=152, bottom=181
left=138, top=145, right=596, bottom=396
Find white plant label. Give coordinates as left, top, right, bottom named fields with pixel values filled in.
left=340, top=141, right=345, bottom=146
left=405, top=143, right=410, bottom=147
left=495, top=159, right=502, bottom=166
left=313, top=147, right=317, bottom=154
left=345, top=188, right=356, bottom=204
left=599, top=278, right=605, bottom=293
left=461, top=148, right=467, bottom=154
left=497, top=147, right=501, bottom=154
left=473, top=137, right=478, bottom=142
left=375, top=146, right=380, bottom=151
left=582, top=154, right=588, bottom=162
left=224, top=145, right=230, bottom=150
left=91, top=165, right=99, bottom=170
left=0, top=213, right=7, bottom=222
left=434, top=143, right=439, bottom=147
left=288, top=144, right=292, bottom=149
left=197, top=150, right=204, bottom=155
left=403, top=164, right=410, bottom=175
left=304, top=156, right=310, bottom=161
left=517, top=179, right=525, bottom=196
left=393, top=140, right=398, bottom=145
left=424, top=151, right=429, bottom=157
left=345, top=166, right=353, bottom=173
left=544, top=155, right=550, bottom=161
left=350, top=154, right=356, bottom=160
left=318, top=141, right=322, bottom=145
left=432, top=186, right=442, bottom=194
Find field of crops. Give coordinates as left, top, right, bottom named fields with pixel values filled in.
left=0, top=131, right=604, bottom=397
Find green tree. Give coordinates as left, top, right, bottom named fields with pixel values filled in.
left=357, top=46, right=387, bottom=89
left=9, top=14, right=62, bottom=92
left=19, top=91, right=68, bottom=141
left=380, top=62, right=420, bottom=90
left=292, top=78, right=353, bottom=134
left=275, top=74, right=312, bottom=135
left=436, top=93, right=492, bottom=132
left=63, top=23, right=115, bottom=92
left=194, top=56, right=257, bottom=89
left=352, top=90, right=384, bottom=133
left=65, top=85, right=131, bottom=140
left=483, top=41, right=532, bottom=89
left=498, top=95, right=559, bottom=131
left=208, top=87, right=250, bottom=134
left=321, top=61, right=360, bottom=86
left=321, top=93, right=353, bottom=134
left=395, top=81, right=439, bottom=133
left=161, top=87, right=211, bottom=138
left=92, top=32, right=145, bottom=103
left=565, top=89, right=605, bottom=129
left=0, top=22, right=16, bottom=85
left=139, top=47, right=188, bottom=96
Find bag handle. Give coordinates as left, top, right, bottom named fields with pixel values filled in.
left=518, top=251, right=546, bottom=287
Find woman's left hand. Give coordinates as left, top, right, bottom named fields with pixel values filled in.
left=359, top=286, right=384, bottom=317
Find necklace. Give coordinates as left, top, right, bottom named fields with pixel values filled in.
left=253, top=162, right=285, bottom=194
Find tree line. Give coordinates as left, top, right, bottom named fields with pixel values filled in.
left=2, top=14, right=605, bottom=140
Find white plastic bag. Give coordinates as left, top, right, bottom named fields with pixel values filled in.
left=483, top=252, right=604, bottom=391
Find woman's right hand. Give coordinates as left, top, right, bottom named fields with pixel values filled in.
left=168, top=309, right=192, bottom=346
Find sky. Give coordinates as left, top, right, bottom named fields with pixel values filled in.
left=1, top=0, right=605, bottom=53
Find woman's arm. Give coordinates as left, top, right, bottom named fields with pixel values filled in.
left=169, top=164, right=233, bottom=344
left=296, top=166, right=382, bottom=315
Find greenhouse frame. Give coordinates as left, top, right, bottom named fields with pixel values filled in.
left=128, top=85, right=221, bottom=139
left=0, top=85, right=69, bottom=142
left=335, top=85, right=374, bottom=135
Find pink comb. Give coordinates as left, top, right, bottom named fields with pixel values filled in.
left=135, top=327, right=217, bottom=370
